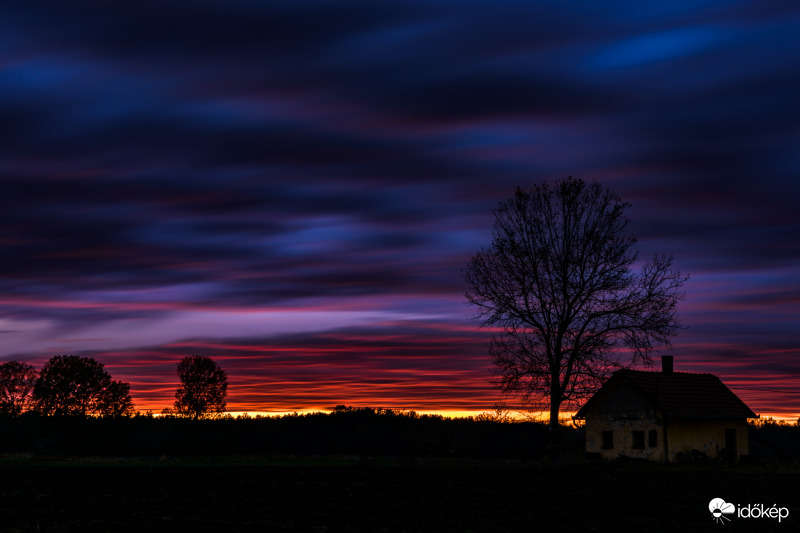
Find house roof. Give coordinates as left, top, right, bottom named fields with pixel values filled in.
left=574, top=369, right=758, bottom=419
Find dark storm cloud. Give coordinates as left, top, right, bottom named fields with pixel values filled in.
left=1, top=1, right=799, bottom=414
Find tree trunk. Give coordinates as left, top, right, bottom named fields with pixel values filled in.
left=548, top=379, right=562, bottom=455
left=549, top=370, right=562, bottom=432
left=549, top=395, right=561, bottom=433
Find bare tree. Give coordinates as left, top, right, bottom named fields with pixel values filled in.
left=0, top=361, right=38, bottom=415
left=174, top=356, right=228, bottom=419
left=464, top=178, right=687, bottom=431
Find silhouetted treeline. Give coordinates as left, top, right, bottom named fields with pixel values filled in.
left=746, top=417, right=800, bottom=463
left=0, top=406, right=562, bottom=459
left=1, top=355, right=231, bottom=419
left=2, top=407, right=796, bottom=462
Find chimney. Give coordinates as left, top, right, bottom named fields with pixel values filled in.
left=662, top=355, right=674, bottom=374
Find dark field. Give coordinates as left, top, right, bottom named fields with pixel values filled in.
left=0, top=456, right=796, bottom=533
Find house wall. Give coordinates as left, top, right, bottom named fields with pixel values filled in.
left=584, top=415, right=750, bottom=463
left=582, top=379, right=667, bottom=461
left=584, top=414, right=666, bottom=462
left=666, top=418, right=749, bottom=462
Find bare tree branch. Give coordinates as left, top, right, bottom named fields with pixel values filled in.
left=463, top=178, right=688, bottom=431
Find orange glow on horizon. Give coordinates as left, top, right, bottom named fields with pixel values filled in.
left=140, top=406, right=799, bottom=424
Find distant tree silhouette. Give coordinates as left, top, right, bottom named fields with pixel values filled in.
left=32, top=355, right=135, bottom=417
left=0, top=361, right=38, bottom=415
left=174, top=356, right=228, bottom=419
left=464, top=178, right=687, bottom=432
left=97, top=379, right=136, bottom=417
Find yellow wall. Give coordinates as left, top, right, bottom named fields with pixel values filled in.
left=584, top=415, right=749, bottom=463
left=585, top=414, right=666, bottom=462
left=582, top=376, right=667, bottom=461
left=665, top=419, right=749, bottom=462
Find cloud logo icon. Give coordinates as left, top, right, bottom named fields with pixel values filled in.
left=709, top=498, right=736, bottom=524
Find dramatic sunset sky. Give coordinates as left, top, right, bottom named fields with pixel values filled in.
left=1, top=1, right=798, bottom=419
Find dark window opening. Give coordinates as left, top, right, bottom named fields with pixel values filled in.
left=632, top=430, right=645, bottom=450
left=648, top=429, right=658, bottom=448
left=602, top=430, right=613, bottom=449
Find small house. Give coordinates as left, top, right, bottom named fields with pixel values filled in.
left=573, top=356, right=757, bottom=463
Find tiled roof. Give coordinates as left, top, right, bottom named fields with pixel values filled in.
left=576, top=369, right=758, bottom=419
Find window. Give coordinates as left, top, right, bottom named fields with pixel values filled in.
left=601, top=430, right=613, bottom=449
left=632, top=430, right=645, bottom=450
left=648, top=429, right=658, bottom=448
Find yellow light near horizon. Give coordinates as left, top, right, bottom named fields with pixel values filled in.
left=149, top=408, right=798, bottom=423
left=203, top=408, right=573, bottom=421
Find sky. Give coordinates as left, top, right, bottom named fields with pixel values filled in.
left=1, top=0, right=798, bottom=419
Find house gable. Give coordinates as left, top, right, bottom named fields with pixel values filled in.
left=577, top=374, right=667, bottom=461
left=576, top=374, right=661, bottom=421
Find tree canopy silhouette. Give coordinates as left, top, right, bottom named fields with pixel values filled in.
left=0, top=361, right=38, bottom=415
left=32, top=355, right=135, bottom=417
left=464, top=177, right=687, bottom=431
left=174, top=355, right=228, bottom=419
